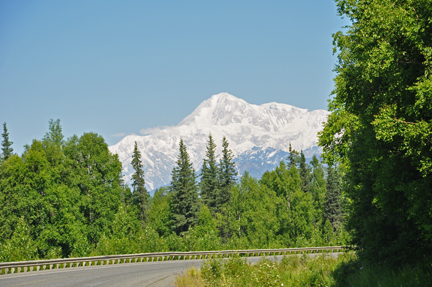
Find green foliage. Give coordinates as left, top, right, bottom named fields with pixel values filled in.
left=64, top=132, right=123, bottom=246
left=0, top=217, right=37, bottom=262
left=200, top=253, right=346, bottom=287
left=184, top=252, right=431, bottom=287
left=319, top=0, right=432, bottom=266
left=0, top=120, right=350, bottom=263
left=287, top=170, right=314, bottom=242
left=310, top=155, right=327, bottom=226
left=148, top=186, right=173, bottom=237
left=228, top=172, right=280, bottom=248
left=200, top=134, right=219, bottom=215
left=332, top=254, right=431, bottom=287
left=323, top=164, right=343, bottom=231
left=287, top=143, right=299, bottom=169
left=70, top=232, right=92, bottom=258
left=43, top=119, right=64, bottom=147
left=216, top=136, right=236, bottom=242
left=261, top=161, right=316, bottom=246
left=299, top=151, right=311, bottom=193
left=0, top=120, right=127, bottom=260
left=131, top=141, right=149, bottom=226
left=92, top=204, right=143, bottom=255
left=195, top=205, right=218, bottom=237
left=218, top=136, right=236, bottom=209
left=170, top=138, right=199, bottom=235
left=1, top=122, right=14, bottom=161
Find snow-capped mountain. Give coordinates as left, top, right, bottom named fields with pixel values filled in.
left=109, top=93, right=329, bottom=191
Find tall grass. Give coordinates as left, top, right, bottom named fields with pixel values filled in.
left=176, top=253, right=431, bottom=287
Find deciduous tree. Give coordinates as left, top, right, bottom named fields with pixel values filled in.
left=319, top=0, right=432, bottom=265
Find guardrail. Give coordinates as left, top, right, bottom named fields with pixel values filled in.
left=0, top=246, right=349, bottom=275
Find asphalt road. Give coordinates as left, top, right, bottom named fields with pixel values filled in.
left=0, top=253, right=341, bottom=287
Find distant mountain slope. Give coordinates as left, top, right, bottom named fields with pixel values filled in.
left=109, top=93, right=329, bottom=191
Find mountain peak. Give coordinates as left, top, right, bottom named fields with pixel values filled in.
left=178, top=92, right=249, bottom=126
left=109, top=93, right=329, bottom=191
left=202, top=92, right=248, bottom=109
left=208, top=92, right=244, bottom=103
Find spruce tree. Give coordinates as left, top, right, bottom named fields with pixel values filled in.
left=299, top=150, right=311, bottom=193
left=170, top=138, right=199, bottom=234
left=1, top=122, right=13, bottom=161
left=131, top=141, right=149, bottom=226
left=218, top=136, right=236, bottom=209
left=287, top=143, right=299, bottom=169
left=323, top=164, right=343, bottom=231
left=200, top=133, right=219, bottom=215
left=310, top=155, right=326, bottom=224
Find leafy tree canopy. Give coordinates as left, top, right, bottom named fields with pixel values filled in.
left=319, top=0, right=432, bottom=265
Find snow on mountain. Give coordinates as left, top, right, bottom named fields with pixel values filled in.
left=109, top=93, right=329, bottom=191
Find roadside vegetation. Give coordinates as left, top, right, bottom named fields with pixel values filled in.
left=176, top=253, right=430, bottom=287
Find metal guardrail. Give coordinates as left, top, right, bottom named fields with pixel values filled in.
left=0, top=246, right=349, bottom=275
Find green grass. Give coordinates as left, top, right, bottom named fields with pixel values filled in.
left=175, top=253, right=431, bottom=287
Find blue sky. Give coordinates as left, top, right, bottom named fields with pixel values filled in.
left=0, top=0, right=350, bottom=154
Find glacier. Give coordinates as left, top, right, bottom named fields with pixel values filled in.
left=109, top=93, right=329, bottom=192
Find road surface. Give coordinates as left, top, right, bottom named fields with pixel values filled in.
left=0, top=253, right=340, bottom=287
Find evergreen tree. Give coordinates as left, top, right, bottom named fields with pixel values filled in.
left=122, top=184, right=133, bottom=212
left=217, top=136, right=236, bottom=242
left=200, top=134, right=219, bottom=215
left=170, top=138, right=199, bottom=235
left=310, top=155, right=327, bottom=225
left=299, top=150, right=311, bottom=193
left=1, top=122, right=13, bottom=161
left=287, top=143, right=299, bottom=169
left=131, top=141, right=149, bottom=226
left=218, top=136, right=236, bottom=208
left=323, top=164, right=343, bottom=232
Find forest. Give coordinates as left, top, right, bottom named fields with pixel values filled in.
left=0, top=120, right=347, bottom=262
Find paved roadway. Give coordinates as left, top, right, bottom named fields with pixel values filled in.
left=0, top=253, right=340, bottom=287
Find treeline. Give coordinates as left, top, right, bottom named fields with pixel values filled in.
left=0, top=121, right=347, bottom=262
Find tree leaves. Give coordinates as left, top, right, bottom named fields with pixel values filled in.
left=321, top=0, right=432, bottom=265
